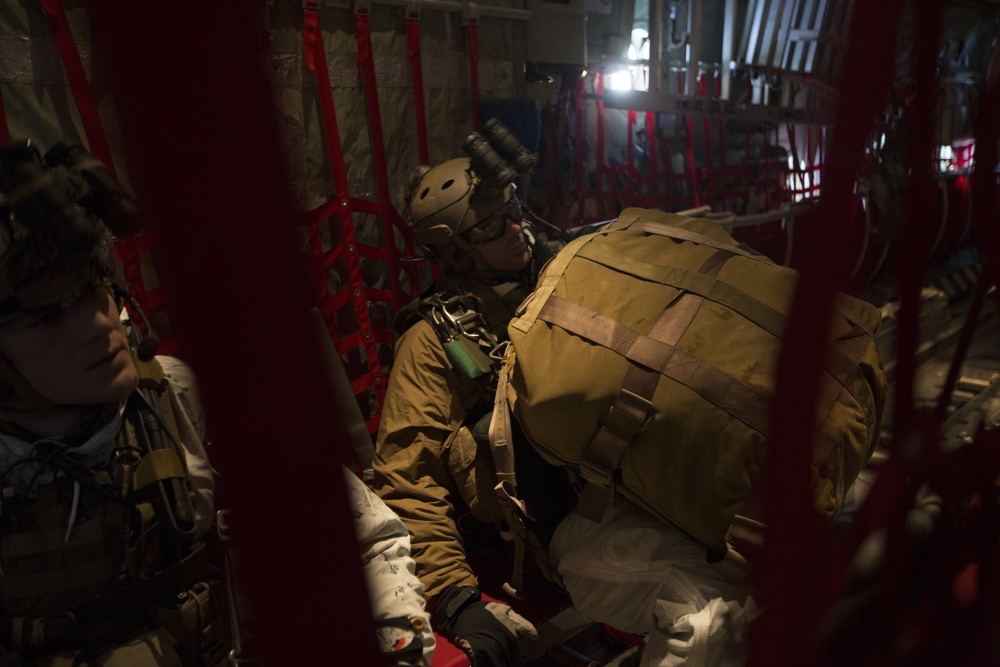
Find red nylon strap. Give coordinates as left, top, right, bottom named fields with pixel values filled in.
left=40, top=0, right=115, bottom=174
left=747, top=1, right=908, bottom=664
left=304, top=3, right=387, bottom=412
left=467, top=22, right=480, bottom=131
left=303, top=2, right=319, bottom=71
left=406, top=14, right=429, bottom=164
left=355, top=8, right=411, bottom=307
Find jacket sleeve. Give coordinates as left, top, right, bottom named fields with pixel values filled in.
left=373, top=320, right=481, bottom=599
left=343, top=466, right=436, bottom=665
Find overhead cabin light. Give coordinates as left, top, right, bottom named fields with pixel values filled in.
left=608, top=69, right=633, bottom=91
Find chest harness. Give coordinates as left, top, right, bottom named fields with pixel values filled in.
left=418, top=292, right=507, bottom=383
left=417, top=291, right=565, bottom=599
left=0, top=358, right=215, bottom=660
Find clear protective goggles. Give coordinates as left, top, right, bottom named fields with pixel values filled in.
left=463, top=197, right=522, bottom=244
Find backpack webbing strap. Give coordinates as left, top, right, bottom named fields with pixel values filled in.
left=717, top=323, right=878, bottom=583
left=488, top=349, right=516, bottom=488
left=489, top=354, right=559, bottom=600
left=494, top=479, right=557, bottom=600
left=629, top=220, right=789, bottom=269
left=580, top=241, right=871, bottom=386
left=510, top=221, right=619, bottom=336
left=575, top=250, right=732, bottom=523
left=576, top=242, right=790, bottom=342
left=537, top=295, right=774, bottom=436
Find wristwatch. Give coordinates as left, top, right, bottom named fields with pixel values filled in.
left=374, top=616, right=427, bottom=667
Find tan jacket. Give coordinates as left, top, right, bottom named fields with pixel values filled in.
left=373, top=279, right=528, bottom=599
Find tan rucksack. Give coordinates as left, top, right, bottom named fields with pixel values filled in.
left=492, top=208, right=887, bottom=587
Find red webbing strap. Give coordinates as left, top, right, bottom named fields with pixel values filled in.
left=94, top=2, right=385, bottom=661
left=465, top=8, right=480, bottom=132
left=827, top=8, right=992, bottom=655
left=40, top=0, right=114, bottom=172
left=303, top=2, right=319, bottom=70
left=303, top=1, right=387, bottom=416
left=355, top=4, right=410, bottom=308
left=406, top=5, right=430, bottom=165
left=746, top=1, right=907, bottom=664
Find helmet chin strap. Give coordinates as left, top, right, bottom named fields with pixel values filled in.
left=452, top=234, right=488, bottom=271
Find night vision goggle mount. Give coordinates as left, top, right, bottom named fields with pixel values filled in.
left=0, top=139, right=141, bottom=239
left=461, top=118, right=537, bottom=192
left=462, top=120, right=567, bottom=245
left=0, top=139, right=143, bottom=326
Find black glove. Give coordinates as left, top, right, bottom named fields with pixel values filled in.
left=432, top=585, right=537, bottom=667
left=471, top=410, right=494, bottom=447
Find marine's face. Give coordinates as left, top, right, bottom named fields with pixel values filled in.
left=0, top=284, right=138, bottom=406
left=467, top=206, right=531, bottom=274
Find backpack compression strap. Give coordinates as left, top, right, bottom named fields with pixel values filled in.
left=488, top=349, right=558, bottom=601
left=571, top=248, right=733, bottom=523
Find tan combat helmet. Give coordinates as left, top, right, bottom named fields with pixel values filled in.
left=405, top=158, right=511, bottom=241
left=404, top=157, right=513, bottom=275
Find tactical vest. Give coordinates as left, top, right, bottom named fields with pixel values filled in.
left=0, top=356, right=215, bottom=661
